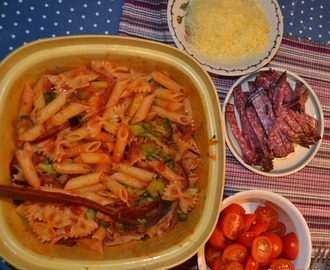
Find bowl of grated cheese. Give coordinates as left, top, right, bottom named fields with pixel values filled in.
left=167, top=0, right=283, bottom=76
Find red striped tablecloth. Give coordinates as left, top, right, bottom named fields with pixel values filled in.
left=118, top=1, right=330, bottom=269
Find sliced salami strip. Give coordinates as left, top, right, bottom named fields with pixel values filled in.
left=290, top=81, right=308, bottom=112
left=267, top=109, right=289, bottom=158
left=234, top=85, right=263, bottom=162
left=225, top=103, right=259, bottom=165
left=245, top=105, right=274, bottom=161
left=272, top=72, right=293, bottom=116
left=249, top=88, right=275, bottom=135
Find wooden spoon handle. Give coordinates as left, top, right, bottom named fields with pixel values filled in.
left=0, top=184, right=116, bottom=217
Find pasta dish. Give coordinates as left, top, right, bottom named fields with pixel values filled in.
left=10, top=60, right=201, bottom=253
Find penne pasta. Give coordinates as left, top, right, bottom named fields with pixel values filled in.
left=92, top=226, right=107, bottom=242
left=72, top=183, right=107, bottom=193
left=113, top=162, right=156, bottom=182
left=151, top=105, right=192, bottom=125
left=80, top=153, right=112, bottom=164
left=64, top=171, right=103, bottom=190
left=52, top=162, right=93, bottom=174
left=128, top=92, right=145, bottom=117
left=146, top=160, right=184, bottom=182
left=110, top=172, right=148, bottom=189
left=36, top=92, right=66, bottom=124
left=112, top=124, right=129, bottom=162
left=65, top=125, right=89, bottom=141
left=64, top=141, right=102, bottom=158
left=153, top=88, right=186, bottom=102
left=76, top=191, right=114, bottom=206
left=32, top=75, right=48, bottom=112
left=154, top=98, right=183, bottom=112
left=18, top=123, right=46, bottom=141
left=106, top=78, right=129, bottom=107
left=15, top=149, right=40, bottom=187
left=152, top=71, right=184, bottom=92
left=131, top=93, right=156, bottom=124
left=102, top=174, right=128, bottom=202
left=18, top=82, right=34, bottom=117
left=183, top=97, right=193, bottom=117
left=49, top=102, right=89, bottom=126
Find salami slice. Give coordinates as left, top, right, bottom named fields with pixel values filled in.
left=225, top=103, right=259, bottom=165
left=249, top=88, right=275, bottom=135
left=233, top=85, right=263, bottom=162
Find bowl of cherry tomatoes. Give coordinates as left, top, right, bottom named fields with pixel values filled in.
left=197, top=190, right=311, bottom=270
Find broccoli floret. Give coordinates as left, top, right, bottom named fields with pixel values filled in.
left=130, top=118, right=172, bottom=141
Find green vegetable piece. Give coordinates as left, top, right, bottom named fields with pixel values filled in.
left=142, top=143, right=175, bottom=170
left=87, top=209, right=96, bottom=220
left=17, top=115, right=34, bottom=129
left=38, top=163, right=60, bottom=177
left=178, top=211, right=190, bottom=222
left=146, top=179, right=165, bottom=199
left=45, top=92, right=58, bottom=104
left=130, top=118, right=172, bottom=141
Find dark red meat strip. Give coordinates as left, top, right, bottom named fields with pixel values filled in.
left=272, top=72, right=293, bottom=116
left=245, top=105, right=274, bottom=161
left=290, top=81, right=308, bottom=112
left=267, top=109, right=289, bottom=158
left=225, top=104, right=259, bottom=165
left=249, top=88, right=275, bottom=135
left=233, top=85, right=263, bottom=162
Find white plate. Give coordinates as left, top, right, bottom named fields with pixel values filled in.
left=223, top=68, right=324, bottom=177
left=167, top=0, right=283, bottom=76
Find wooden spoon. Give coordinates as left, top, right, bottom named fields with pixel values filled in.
left=0, top=184, right=117, bottom=217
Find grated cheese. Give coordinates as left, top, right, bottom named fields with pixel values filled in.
left=185, top=0, right=271, bottom=64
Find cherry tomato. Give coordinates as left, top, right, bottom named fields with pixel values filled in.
left=237, top=231, right=257, bottom=250
left=251, top=236, right=273, bottom=263
left=249, top=221, right=269, bottom=235
left=262, top=232, right=283, bottom=258
left=242, top=213, right=256, bottom=232
left=245, top=254, right=259, bottom=270
left=258, top=259, right=272, bottom=269
left=204, top=243, right=222, bottom=268
left=212, top=256, right=226, bottom=270
left=281, top=232, right=299, bottom=260
left=220, top=212, right=245, bottom=240
left=222, top=243, right=248, bottom=264
left=269, top=258, right=295, bottom=270
left=221, top=203, right=246, bottom=218
left=269, top=221, right=286, bottom=238
left=254, top=206, right=279, bottom=230
left=208, top=224, right=229, bottom=250
left=223, top=261, right=244, bottom=270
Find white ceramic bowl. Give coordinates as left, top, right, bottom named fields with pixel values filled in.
left=0, top=36, right=226, bottom=270
left=197, top=190, right=312, bottom=270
